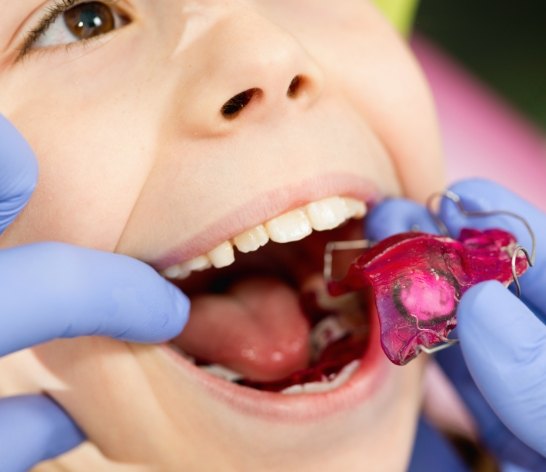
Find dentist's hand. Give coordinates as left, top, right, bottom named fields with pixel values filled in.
left=0, top=115, right=190, bottom=472
left=367, top=179, right=546, bottom=471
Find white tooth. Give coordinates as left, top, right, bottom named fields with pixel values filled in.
left=330, top=360, right=360, bottom=388
left=162, top=265, right=184, bottom=279
left=200, top=364, right=244, bottom=382
left=299, top=381, right=331, bottom=394
left=280, top=384, right=305, bottom=395
left=162, top=197, right=366, bottom=281
left=306, top=196, right=349, bottom=231
left=281, top=361, right=360, bottom=395
left=344, top=198, right=367, bottom=218
left=162, top=255, right=212, bottom=280
left=265, top=209, right=312, bottom=243
left=208, top=241, right=235, bottom=268
left=233, top=225, right=269, bottom=253
left=311, top=316, right=350, bottom=358
left=186, top=255, right=213, bottom=272
left=303, top=360, right=359, bottom=393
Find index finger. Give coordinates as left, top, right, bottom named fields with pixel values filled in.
left=0, top=243, right=189, bottom=356
left=440, top=178, right=546, bottom=314
left=0, top=115, right=38, bottom=234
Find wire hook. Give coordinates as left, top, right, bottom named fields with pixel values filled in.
left=426, top=190, right=536, bottom=265
left=427, top=190, right=536, bottom=300
left=323, top=240, right=372, bottom=283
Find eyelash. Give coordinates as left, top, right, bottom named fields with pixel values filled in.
left=17, top=0, right=123, bottom=60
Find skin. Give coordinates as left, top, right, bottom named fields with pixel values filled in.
left=0, top=0, right=444, bottom=470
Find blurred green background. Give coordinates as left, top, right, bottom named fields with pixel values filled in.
left=415, top=0, right=546, bottom=130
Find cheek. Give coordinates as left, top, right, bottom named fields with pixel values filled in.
left=337, top=30, right=445, bottom=200
left=0, top=31, right=164, bottom=250
left=0, top=84, right=157, bottom=250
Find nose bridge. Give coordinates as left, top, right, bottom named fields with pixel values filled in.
left=174, top=3, right=324, bottom=134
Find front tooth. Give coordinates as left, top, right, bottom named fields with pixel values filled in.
left=162, top=255, right=211, bottom=279
left=233, top=225, right=269, bottom=253
left=163, top=196, right=367, bottom=280
left=265, top=209, right=312, bottom=243
left=162, top=265, right=185, bottom=279
left=208, top=241, right=235, bottom=268
left=306, top=196, right=349, bottom=231
left=345, top=198, right=367, bottom=218
left=184, top=255, right=212, bottom=273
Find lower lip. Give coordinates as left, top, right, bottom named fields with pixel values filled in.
left=159, top=309, right=393, bottom=422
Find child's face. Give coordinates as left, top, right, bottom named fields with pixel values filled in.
left=1, top=1, right=444, bottom=470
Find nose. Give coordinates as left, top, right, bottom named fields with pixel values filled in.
left=171, top=5, right=324, bottom=135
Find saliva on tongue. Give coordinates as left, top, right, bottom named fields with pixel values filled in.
left=328, top=228, right=530, bottom=366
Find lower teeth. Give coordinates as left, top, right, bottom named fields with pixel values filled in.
left=280, top=360, right=360, bottom=395
left=200, top=364, right=244, bottom=383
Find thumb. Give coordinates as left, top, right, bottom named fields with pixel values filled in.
left=458, top=281, right=546, bottom=457
left=0, top=115, right=38, bottom=234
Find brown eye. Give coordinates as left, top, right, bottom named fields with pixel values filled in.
left=27, top=0, right=130, bottom=52
left=64, top=2, right=115, bottom=40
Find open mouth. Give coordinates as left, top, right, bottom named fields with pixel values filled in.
left=160, top=196, right=378, bottom=396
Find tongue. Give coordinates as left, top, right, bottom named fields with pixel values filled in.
left=172, top=277, right=311, bottom=382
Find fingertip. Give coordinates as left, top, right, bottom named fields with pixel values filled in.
left=0, top=114, right=39, bottom=188
left=112, top=262, right=190, bottom=343
left=440, top=179, right=539, bottom=249
left=445, top=178, right=522, bottom=223
left=0, top=115, right=39, bottom=234
left=438, top=179, right=495, bottom=237
left=0, top=395, right=84, bottom=470
left=166, top=282, right=191, bottom=334
left=447, top=178, right=502, bottom=209
left=366, top=198, right=437, bottom=240
left=37, top=396, right=85, bottom=459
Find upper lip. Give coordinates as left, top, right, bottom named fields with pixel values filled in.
left=153, top=172, right=380, bottom=271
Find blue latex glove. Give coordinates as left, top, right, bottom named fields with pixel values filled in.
left=0, top=115, right=190, bottom=472
left=367, top=179, right=546, bottom=471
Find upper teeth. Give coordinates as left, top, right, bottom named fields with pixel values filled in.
left=162, top=196, right=366, bottom=280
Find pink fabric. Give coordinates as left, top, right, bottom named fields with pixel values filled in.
left=412, top=36, right=546, bottom=210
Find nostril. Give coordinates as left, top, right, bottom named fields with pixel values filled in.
left=221, top=88, right=261, bottom=119
left=287, top=75, right=305, bottom=98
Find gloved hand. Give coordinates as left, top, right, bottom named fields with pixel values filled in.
left=366, top=179, right=546, bottom=471
left=0, top=115, right=190, bottom=472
